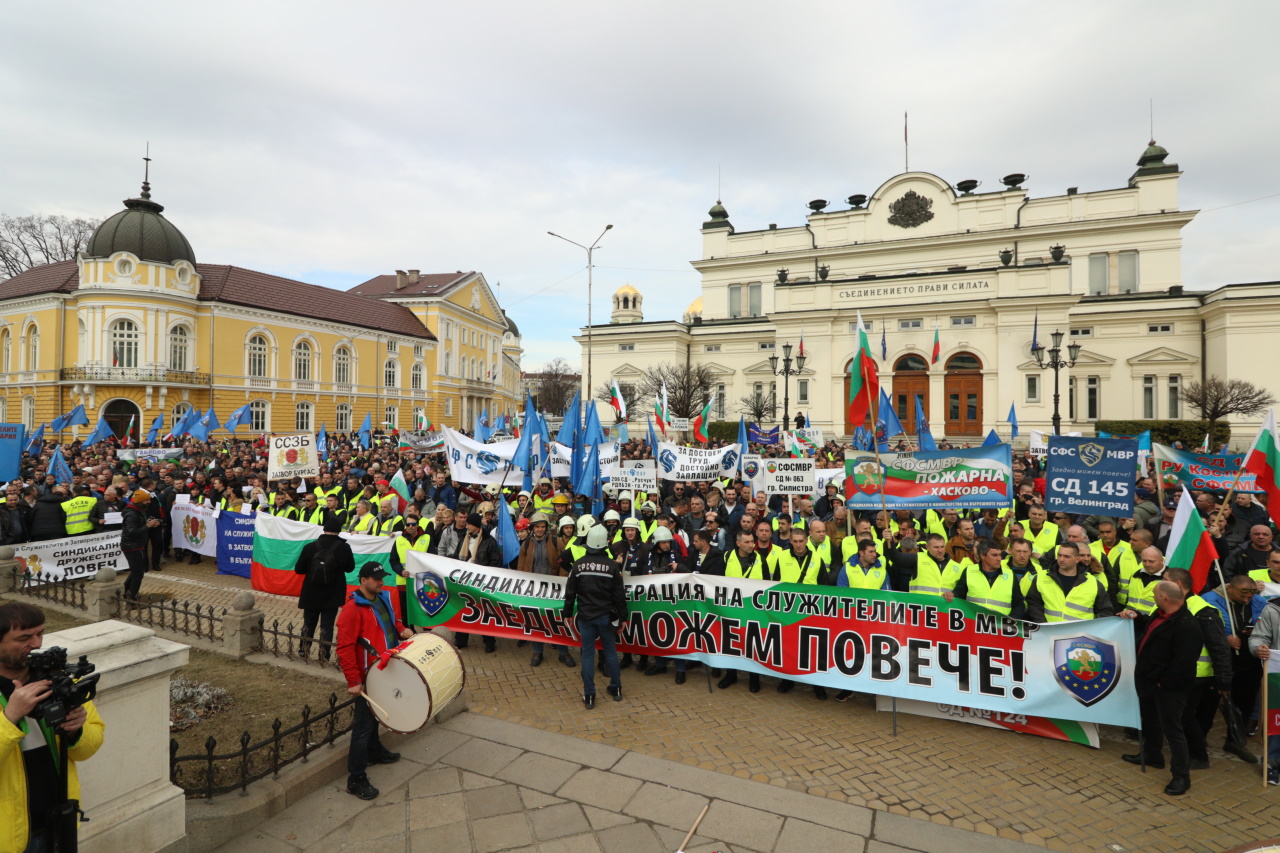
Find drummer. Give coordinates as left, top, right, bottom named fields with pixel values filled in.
left=336, top=561, right=414, bottom=801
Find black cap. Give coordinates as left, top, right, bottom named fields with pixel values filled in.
left=323, top=516, right=343, bottom=534
left=358, top=561, right=388, bottom=580
left=1164, top=497, right=1179, bottom=509
left=466, top=512, right=484, bottom=528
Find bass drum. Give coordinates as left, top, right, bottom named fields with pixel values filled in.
left=364, top=633, right=466, bottom=734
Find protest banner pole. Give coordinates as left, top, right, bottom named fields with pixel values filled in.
left=1217, top=560, right=1236, bottom=636
left=870, top=385, right=890, bottom=524
left=1263, top=669, right=1270, bottom=790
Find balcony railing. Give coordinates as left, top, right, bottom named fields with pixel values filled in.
left=60, top=367, right=211, bottom=384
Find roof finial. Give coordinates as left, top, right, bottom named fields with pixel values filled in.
left=141, top=142, right=152, bottom=200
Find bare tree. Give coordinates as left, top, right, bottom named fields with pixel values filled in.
left=594, top=379, right=648, bottom=424
left=0, top=214, right=102, bottom=281
left=737, top=392, right=777, bottom=424
left=637, top=362, right=720, bottom=419
left=1180, top=376, right=1276, bottom=439
left=535, top=358, right=580, bottom=416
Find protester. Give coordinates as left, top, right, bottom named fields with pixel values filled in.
left=563, top=525, right=626, bottom=709
left=294, top=516, right=355, bottom=661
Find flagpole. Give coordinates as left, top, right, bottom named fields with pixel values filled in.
left=1211, top=465, right=1248, bottom=533
left=1263, top=668, right=1270, bottom=790
left=870, top=378, right=890, bottom=527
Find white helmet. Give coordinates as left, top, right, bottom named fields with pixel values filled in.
left=586, top=525, right=609, bottom=550
left=603, top=484, right=618, bottom=498
left=517, top=489, right=531, bottom=499
left=603, top=509, right=621, bottom=524
left=618, top=490, right=634, bottom=504
left=576, top=515, right=596, bottom=537
left=484, top=483, right=500, bottom=497
left=622, top=517, right=640, bottom=530
left=559, top=515, right=577, bottom=531
left=652, top=526, right=673, bottom=543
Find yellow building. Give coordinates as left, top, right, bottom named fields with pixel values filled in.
left=0, top=180, right=449, bottom=439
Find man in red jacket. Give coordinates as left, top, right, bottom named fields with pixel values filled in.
left=336, top=562, right=413, bottom=800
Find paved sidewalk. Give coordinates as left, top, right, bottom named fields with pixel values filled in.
left=217, top=712, right=1045, bottom=853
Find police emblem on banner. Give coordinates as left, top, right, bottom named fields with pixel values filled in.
left=414, top=570, right=449, bottom=617
left=1078, top=442, right=1105, bottom=468
left=1052, top=635, right=1119, bottom=706
left=743, top=459, right=761, bottom=480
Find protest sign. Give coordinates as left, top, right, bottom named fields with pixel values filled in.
left=844, top=445, right=1012, bottom=511
left=656, top=442, right=741, bottom=481
left=172, top=500, right=219, bottom=557
left=1153, top=444, right=1259, bottom=493
left=217, top=509, right=256, bottom=578
left=118, top=448, right=184, bottom=463
left=610, top=460, right=657, bottom=494
left=1044, top=436, right=1137, bottom=516
left=873, top=696, right=1100, bottom=748
left=15, top=532, right=125, bottom=583
left=669, top=417, right=690, bottom=432
left=791, top=428, right=823, bottom=451
left=814, top=467, right=844, bottom=497
left=397, top=430, right=444, bottom=452
left=267, top=433, right=319, bottom=480
left=749, top=424, right=780, bottom=445
left=0, top=423, right=23, bottom=480
left=406, top=553, right=1140, bottom=727
left=443, top=428, right=526, bottom=485
left=1028, top=430, right=1081, bottom=456
left=760, top=458, right=815, bottom=493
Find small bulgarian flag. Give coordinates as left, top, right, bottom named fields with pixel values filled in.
left=1165, top=487, right=1215, bottom=591
left=1265, top=655, right=1280, bottom=738
left=931, top=321, right=941, bottom=364
left=1245, top=408, right=1280, bottom=527
left=654, top=382, right=670, bottom=436
left=847, top=311, right=879, bottom=429
left=122, top=415, right=135, bottom=447
left=784, top=431, right=808, bottom=458
left=609, top=377, right=627, bottom=421
left=389, top=468, right=412, bottom=512
left=250, top=514, right=402, bottom=613
left=692, top=390, right=715, bottom=444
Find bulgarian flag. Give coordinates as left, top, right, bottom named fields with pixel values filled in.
left=692, top=389, right=715, bottom=444
left=847, top=311, right=879, bottom=429
left=1245, top=408, right=1280, bottom=527
left=784, top=430, right=808, bottom=458
left=654, top=382, right=670, bottom=436
left=1165, top=487, right=1215, bottom=591
left=389, top=468, right=412, bottom=512
left=122, top=415, right=135, bottom=447
left=609, top=377, right=628, bottom=421
left=1266, top=655, right=1280, bottom=738
left=250, top=514, right=401, bottom=617
left=931, top=321, right=941, bottom=364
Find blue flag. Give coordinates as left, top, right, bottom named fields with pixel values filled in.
left=318, top=423, right=328, bottom=460
left=66, top=404, right=90, bottom=428
left=24, top=423, right=45, bottom=456
left=582, top=400, right=605, bottom=446
left=225, top=403, right=252, bottom=434
left=1007, top=402, right=1019, bottom=440
left=474, top=410, right=491, bottom=443
left=880, top=324, right=887, bottom=360
left=556, top=392, right=580, bottom=447
left=173, top=407, right=201, bottom=438
left=49, top=445, right=75, bottom=483
left=982, top=429, right=1002, bottom=447
left=82, top=417, right=114, bottom=449
left=572, top=441, right=602, bottom=504
left=647, top=414, right=659, bottom=454
left=495, top=497, right=521, bottom=566
left=189, top=407, right=220, bottom=442
left=749, top=424, right=780, bottom=445
left=736, top=416, right=748, bottom=470
left=358, top=412, right=372, bottom=450
left=515, top=393, right=537, bottom=492
left=49, top=413, right=69, bottom=433
left=877, top=388, right=905, bottom=439
left=914, top=395, right=937, bottom=452
left=146, top=415, right=163, bottom=445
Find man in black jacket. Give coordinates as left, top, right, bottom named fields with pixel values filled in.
left=564, top=525, right=627, bottom=708
left=28, top=487, right=66, bottom=542
left=121, top=490, right=160, bottom=601
left=1120, top=580, right=1204, bottom=796
left=456, top=513, right=500, bottom=652
left=294, top=517, right=356, bottom=661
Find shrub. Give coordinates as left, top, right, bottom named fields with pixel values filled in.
left=170, top=676, right=234, bottom=731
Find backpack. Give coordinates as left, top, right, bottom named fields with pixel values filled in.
left=309, top=539, right=340, bottom=586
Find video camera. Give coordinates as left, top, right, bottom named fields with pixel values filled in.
left=26, top=647, right=99, bottom=729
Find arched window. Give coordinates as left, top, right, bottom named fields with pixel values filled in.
left=334, top=346, right=351, bottom=384
left=1, top=329, right=10, bottom=373
left=248, top=334, right=269, bottom=378
left=384, top=359, right=398, bottom=388
left=894, top=354, right=929, bottom=372
left=169, top=326, right=189, bottom=371
left=470, top=358, right=477, bottom=380
left=445, top=398, right=453, bottom=417
left=385, top=406, right=398, bottom=430
left=21, top=395, right=34, bottom=431
left=336, top=403, right=352, bottom=432
left=110, top=319, right=137, bottom=369
left=26, top=325, right=40, bottom=371
left=294, top=340, right=312, bottom=381
left=442, top=351, right=452, bottom=377
left=0, top=397, right=6, bottom=423
left=411, top=363, right=424, bottom=391
left=250, top=400, right=269, bottom=432
left=945, top=352, right=982, bottom=371
left=295, top=402, right=313, bottom=432
left=172, top=402, right=192, bottom=425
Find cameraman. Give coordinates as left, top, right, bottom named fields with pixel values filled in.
left=1, top=602, right=105, bottom=853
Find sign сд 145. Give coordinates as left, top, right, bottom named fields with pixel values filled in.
left=1044, top=436, right=1138, bottom=516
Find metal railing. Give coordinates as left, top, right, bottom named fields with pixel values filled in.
left=258, top=617, right=341, bottom=670
left=170, top=693, right=357, bottom=798
left=9, top=568, right=88, bottom=611
left=112, top=591, right=226, bottom=641
left=59, top=367, right=211, bottom=384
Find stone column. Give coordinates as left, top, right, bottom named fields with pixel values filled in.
left=0, top=549, right=18, bottom=593
left=86, top=566, right=126, bottom=621
left=222, top=590, right=264, bottom=657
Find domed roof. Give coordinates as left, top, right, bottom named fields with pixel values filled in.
left=1136, top=139, right=1169, bottom=168
left=615, top=282, right=640, bottom=296
left=686, top=296, right=703, bottom=315
left=85, top=182, right=195, bottom=266
left=503, top=309, right=519, bottom=337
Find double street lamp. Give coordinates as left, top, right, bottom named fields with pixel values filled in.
left=548, top=225, right=613, bottom=413
left=768, top=342, right=806, bottom=428
left=1032, top=329, right=1081, bottom=436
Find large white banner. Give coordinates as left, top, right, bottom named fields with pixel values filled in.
left=15, top=532, right=126, bottom=583
left=655, top=442, right=742, bottom=481
left=268, top=433, right=319, bottom=481
left=172, top=501, right=220, bottom=557
left=445, top=428, right=620, bottom=486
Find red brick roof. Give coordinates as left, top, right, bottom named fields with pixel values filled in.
left=0, top=261, right=435, bottom=341
left=348, top=272, right=472, bottom=298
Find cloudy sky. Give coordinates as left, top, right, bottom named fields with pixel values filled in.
left=3, top=2, right=1277, bottom=370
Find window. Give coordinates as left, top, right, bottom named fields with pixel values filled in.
left=168, top=326, right=189, bottom=371
left=22, top=395, right=34, bottom=431
left=2, top=329, right=11, bottom=372
left=619, top=344, right=635, bottom=352
left=248, top=334, right=269, bottom=378
left=387, top=340, right=398, bottom=353
left=445, top=398, right=453, bottom=417
left=1068, top=376, right=1076, bottom=421
left=1025, top=374, right=1041, bottom=403
left=1086, top=376, right=1100, bottom=420
left=705, top=345, right=721, bottom=353
left=470, top=357, right=477, bottom=379
left=1088, top=254, right=1109, bottom=295
left=850, top=320, right=874, bottom=332
left=798, top=380, right=809, bottom=404
left=1069, top=328, right=1092, bottom=338
left=728, top=285, right=742, bottom=319
left=442, top=351, right=452, bottom=376
left=294, top=340, right=312, bottom=380
left=1168, top=375, right=1182, bottom=418
left=1143, top=375, right=1156, bottom=419
left=899, top=318, right=923, bottom=331
left=759, top=342, right=775, bottom=351
left=748, top=283, right=762, bottom=317
left=945, top=353, right=981, bottom=371
left=1148, top=324, right=1172, bottom=334
left=110, top=319, right=137, bottom=369
left=336, top=403, right=352, bottom=432
left=950, top=316, right=975, bottom=328
left=384, top=359, right=399, bottom=388
left=250, top=401, right=268, bottom=432
left=895, top=355, right=929, bottom=372
left=444, top=320, right=453, bottom=340
left=0, top=398, right=6, bottom=422
left=1118, top=251, right=1138, bottom=293
left=716, top=384, right=725, bottom=419
left=25, top=328, right=37, bottom=371
left=115, top=257, right=134, bottom=276
left=385, top=406, right=397, bottom=430
left=414, top=344, right=424, bottom=357
left=334, top=346, right=351, bottom=384
left=411, top=363, right=424, bottom=391
left=295, top=402, right=313, bottom=432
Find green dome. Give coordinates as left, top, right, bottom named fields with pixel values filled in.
left=1136, top=140, right=1169, bottom=169
left=85, top=185, right=195, bottom=266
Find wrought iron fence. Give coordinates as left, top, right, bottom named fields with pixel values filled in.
left=59, top=366, right=211, bottom=384
left=170, top=693, right=357, bottom=798
left=112, top=591, right=226, bottom=641
left=8, top=567, right=88, bottom=611
left=258, top=617, right=341, bottom=670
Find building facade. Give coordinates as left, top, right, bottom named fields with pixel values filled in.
left=577, top=142, right=1280, bottom=443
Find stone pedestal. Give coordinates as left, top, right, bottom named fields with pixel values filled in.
left=86, top=567, right=125, bottom=620
left=47, top=620, right=189, bottom=853
left=222, top=590, right=264, bottom=657
left=0, top=552, right=19, bottom=592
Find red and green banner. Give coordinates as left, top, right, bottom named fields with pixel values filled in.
left=844, top=444, right=1012, bottom=511
left=874, top=696, right=1099, bottom=748
left=251, top=514, right=400, bottom=614
left=1246, top=408, right=1280, bottom=527
left=404, top=551, right=1140, bottom=728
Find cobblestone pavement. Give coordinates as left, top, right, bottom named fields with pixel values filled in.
left=153, top=565, right=1278, bottom=852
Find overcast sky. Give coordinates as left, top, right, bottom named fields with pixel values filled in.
left=3, top=2, right=1277, bottom=372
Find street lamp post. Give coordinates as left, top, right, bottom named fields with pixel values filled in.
left=548, top=225, right=613, bottom=415
left=768, top=342, right=806, bottom=429
left=1032, top=329, right=1081, bottom=436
